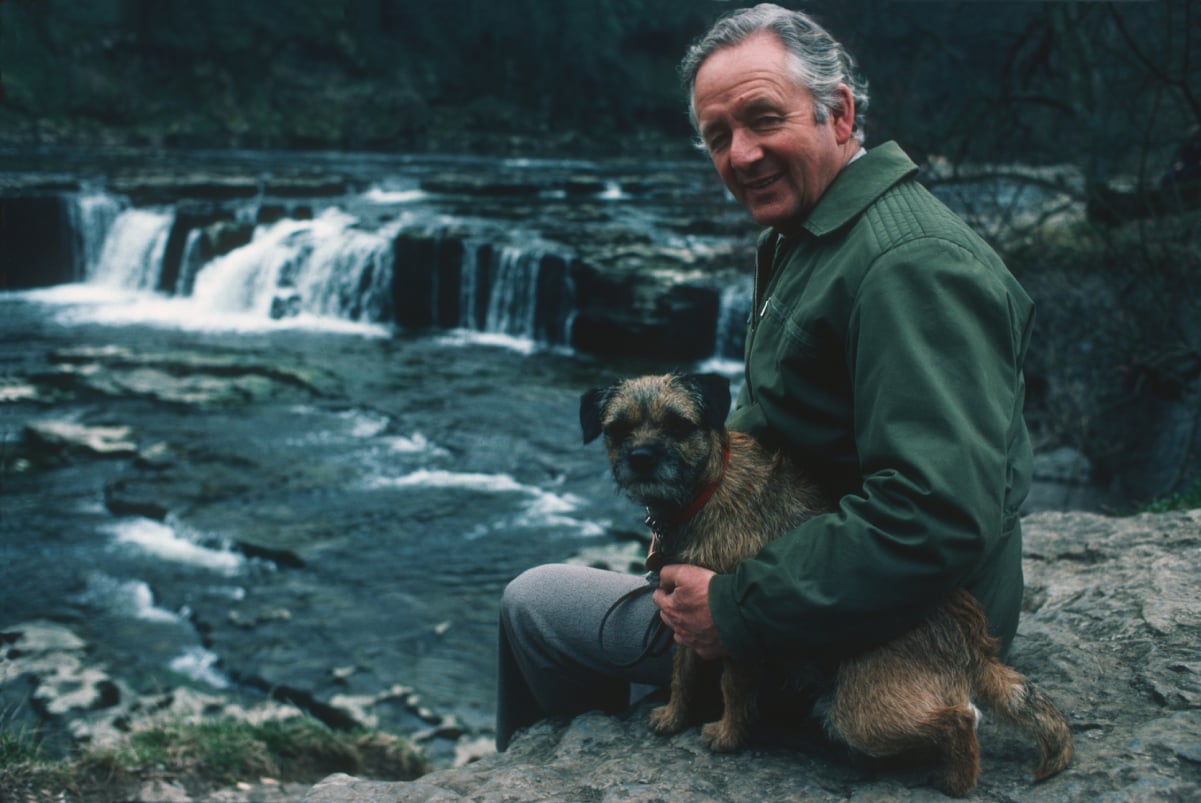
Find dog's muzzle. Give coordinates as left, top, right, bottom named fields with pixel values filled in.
left=625, top=446, right=659, bottom=477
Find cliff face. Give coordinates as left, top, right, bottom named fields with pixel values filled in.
left=306, top=510, right=1201, bottom=803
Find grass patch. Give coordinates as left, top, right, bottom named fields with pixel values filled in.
left=0, top=716, right=429, bottom=802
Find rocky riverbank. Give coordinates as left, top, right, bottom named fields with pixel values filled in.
left=307, top=509, right=1201, bottom=802
left=7, top=508, right=1199, bottom=802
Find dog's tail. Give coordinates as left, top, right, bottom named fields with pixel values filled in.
left=948, top=590, right=1074, bottom=782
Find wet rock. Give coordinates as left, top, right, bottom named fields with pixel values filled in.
left=307, top=510, right=1201, bottom=802
left=0, top=192, right=79, bottom=288
left=108, top=175, right=261, bottom=205
left=23, top=420, right=138, bottom=458
left=419, top=175, right=546, bottom=197
left=0, top=619, right=309, bottom=752
left=42, top=344, right=339, bottom=406
left=1025, top=446, right=1106, bottom=513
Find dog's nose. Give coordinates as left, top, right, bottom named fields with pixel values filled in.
left=627, top=447, right=658, bottom=476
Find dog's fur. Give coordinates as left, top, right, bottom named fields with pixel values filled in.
left=580, top=372, right=1072, bottom=796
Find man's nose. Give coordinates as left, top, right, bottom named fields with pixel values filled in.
left=729, top=127, right=762, bottom=168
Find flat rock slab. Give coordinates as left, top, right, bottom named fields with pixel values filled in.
left=305, top=510, right=1201, bottom=802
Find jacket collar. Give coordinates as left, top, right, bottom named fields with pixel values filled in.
left=783, top=140, right=919, bottom=240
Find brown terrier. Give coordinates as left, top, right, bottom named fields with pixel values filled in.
left=580, top=372, right=1072, bottom=796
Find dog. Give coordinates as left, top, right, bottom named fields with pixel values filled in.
left=580, top=372, right=1073, bottom=796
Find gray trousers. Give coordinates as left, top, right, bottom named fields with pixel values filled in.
left=496, top=563, right=675, bottom=750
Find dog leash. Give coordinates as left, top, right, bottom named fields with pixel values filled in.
left=597, top=573, right=674, bottom=669
left=598, top=443, right=731, bottom=668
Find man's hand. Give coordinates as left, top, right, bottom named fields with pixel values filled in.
left=652, top=563, right=729, bottom=660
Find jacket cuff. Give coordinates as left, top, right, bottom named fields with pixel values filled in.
left=708, top=573, right=759, bottom=662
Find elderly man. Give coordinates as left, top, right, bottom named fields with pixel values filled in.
left=496, top=3, right=1033, bottom=751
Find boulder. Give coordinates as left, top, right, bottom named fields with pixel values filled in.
left=305, top=509, right=1201, bottom=802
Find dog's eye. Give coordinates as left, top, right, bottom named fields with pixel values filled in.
left=664, top=414, right=699, bottom=436
left=603, top=421, right=633, bottom=440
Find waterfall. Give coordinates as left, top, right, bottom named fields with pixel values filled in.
left=714, top=278, right=752, bottom=360
left=52, top=187, right=578, bottom=349
left=458, top=240, right=482, bottom=330
left=190, top=210, right=396, bottom=322
left=176, top=229, right=206, bottom=296
left=449, top=239, right=575, bottom=347
left=68, top=191, right=124, bottom=281
left=485, top=246, right=541, bottom=340
left=88, top=208, right=174, bottom=290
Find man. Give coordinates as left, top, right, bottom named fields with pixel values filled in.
left=497, top=3, right=1033, bottom=751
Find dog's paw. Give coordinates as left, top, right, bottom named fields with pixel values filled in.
left=649, top=704, right=688, bottom=736
left=701, top=720, right=747, bottom=753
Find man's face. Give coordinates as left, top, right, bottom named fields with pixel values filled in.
left=692, top=32, right=854, bottom=228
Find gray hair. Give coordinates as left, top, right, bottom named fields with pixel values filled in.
left=679, top=3, right=869, bottom=145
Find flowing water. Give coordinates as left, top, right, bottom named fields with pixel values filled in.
left=0, top=150, right=751, bottom=758
left=1, top=148, right=1072, bottom=759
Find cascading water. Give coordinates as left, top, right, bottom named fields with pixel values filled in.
left=68, top=191, right=124, bottom=280
left=181, top=210, right=400, bottom=323
left=88, top=208, right=174, bottom=290
left=176, top=229, right=207, bottom=296
left=56, top=180, right=707, bottom=357
left=714, top=279, right=752, bottom=360
left=485, top=245, right=541, bottom=340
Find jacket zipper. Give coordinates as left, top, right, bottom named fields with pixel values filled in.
left=746, top=232, right=784, bottom=404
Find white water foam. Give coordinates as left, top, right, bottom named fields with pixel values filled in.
left=384, top=432, right=451, bottom=457
left=368, top=469, right=604, bottom=538
left=73, top=573, right=181, bottom=623
left=434, top=329, right=540, bottom=355
left=106, top=518, right=243, bottom=575
left=24, top=283, right=391, bottom=337
left=169, top=645, right=230, bottom=689
left=363, top=187, right=429, bottom=204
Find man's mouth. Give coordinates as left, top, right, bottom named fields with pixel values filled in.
left=744, top=174, right=781, bottom=192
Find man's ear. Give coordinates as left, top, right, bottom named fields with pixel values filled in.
left=830, top=83, right=856, bottom=145
left=580, top=387, right=608, bottom=444
left=686, top=373, right=731, bottom=433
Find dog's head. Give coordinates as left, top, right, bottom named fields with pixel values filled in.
left=580, top=373, right=730, bottom=511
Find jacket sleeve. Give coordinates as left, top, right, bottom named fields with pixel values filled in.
left=710, top=236, right=1028, bottom=660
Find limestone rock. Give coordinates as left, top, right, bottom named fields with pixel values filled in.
left=304, top=510, right=1201, bottom=802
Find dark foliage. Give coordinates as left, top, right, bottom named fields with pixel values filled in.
left=0, top=0, right=1195, bottom=173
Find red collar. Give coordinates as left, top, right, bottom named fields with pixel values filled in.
left=669, top=442, right=730, bottom=528
left=644, top=443, right=731, bottom=573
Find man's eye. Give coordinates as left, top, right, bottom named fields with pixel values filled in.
left=704, top=130, right=730, bottom=153
left=752, top=115, right=783, bottom=130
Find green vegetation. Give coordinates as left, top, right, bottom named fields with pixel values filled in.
left=1144, top=477, right=1201, bottom=514
left=0, top=716, right=429, bottom=802
left=0, top=0, right=1193, bottom=171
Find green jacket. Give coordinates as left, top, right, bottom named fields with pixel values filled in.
left=711, top=141, right=1034, bottom=661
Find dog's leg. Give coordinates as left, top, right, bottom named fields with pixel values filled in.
left=926, top=704, right=981, bottom=797
left=826, top=638, right=982, bottom=797
left=701, top=658, right=756, bottom=752
left=945, top=588, right=1073, bottom=782
left=973, top=658, right=1073, bottom=781
left=649, top=647, right=697, bottom=736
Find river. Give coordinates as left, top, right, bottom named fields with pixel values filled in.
left=0, top=146, right=1100, bottom=767
left=0, top=148, right=751, bottom=765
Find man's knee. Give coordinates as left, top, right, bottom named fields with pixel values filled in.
left=502, top=563, right=565, bottom=621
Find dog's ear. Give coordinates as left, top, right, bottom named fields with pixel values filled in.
left=580, top=387, right=608, bottom=444
left=687, top=373, right=731, bottom=432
